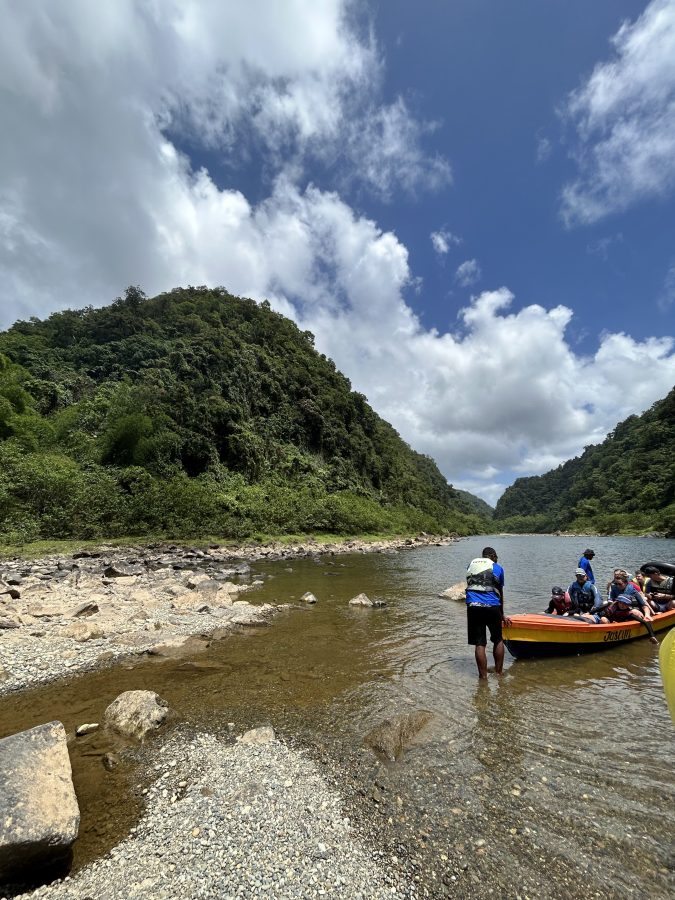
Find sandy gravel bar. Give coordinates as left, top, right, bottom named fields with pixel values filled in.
left=8, top=730, right=414, bottom=900
left=0, top=536, right=457, bottom=695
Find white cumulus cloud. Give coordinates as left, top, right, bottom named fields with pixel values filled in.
left=455, top=258, right=481, bottom=286
left=0, top=0, right=450, bottom=323
left=535, top=135, right=552, bottom=164
left=561, top=0, right=675, bottom=225
left=1, top=0, right=675, bottom=506
left=430, top=228, right=461, bottom=256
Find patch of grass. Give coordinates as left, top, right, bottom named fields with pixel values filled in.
left=0, top=530, right=440, bottom=560
left=0, top=536, right=158, bottom=560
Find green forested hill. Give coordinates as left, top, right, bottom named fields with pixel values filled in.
left=455, top=489, right=493, bottom=520
left=0, top=286, right=486, bottom=543
left=494, top=387, right=675, bottom=535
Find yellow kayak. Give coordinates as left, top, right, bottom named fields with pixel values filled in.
left=660, top=627, right=675, bottom=725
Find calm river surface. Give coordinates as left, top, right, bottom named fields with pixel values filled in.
left=2, top=534, right=674, bottom=898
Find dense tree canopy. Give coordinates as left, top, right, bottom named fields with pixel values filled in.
left=454, top=489, right=493, bottom=520
left=494, top=387, right=675, bottom=536
left=0, top=286, right=486, bottom=543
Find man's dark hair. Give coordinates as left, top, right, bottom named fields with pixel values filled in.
left=643, top=565, right=660, bottom=575
left=482, top=546, right=496, bottom=558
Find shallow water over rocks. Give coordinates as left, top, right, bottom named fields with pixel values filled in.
left=1, top=534, right=674, bottom=898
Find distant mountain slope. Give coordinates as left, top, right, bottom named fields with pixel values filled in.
left=0, top=286, right=487, bottom=542
left=494, top=386, right=675, bottom=535
left=455, top=489, right=494, bottom=520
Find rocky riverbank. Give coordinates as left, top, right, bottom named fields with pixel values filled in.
left=0, top=535, right=457, bottom=695
left=5, top=727, right=414, bottom=900
left=1, top=533, right=460, bottom=899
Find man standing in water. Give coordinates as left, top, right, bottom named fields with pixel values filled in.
left=466, top=547, right=509, bottom=679
left=578, top=549, right=596, bottom=583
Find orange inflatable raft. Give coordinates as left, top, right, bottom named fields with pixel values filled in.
left=504, top=608, right=675, bottom=659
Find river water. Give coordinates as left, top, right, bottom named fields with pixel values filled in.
left=1, top=534, right=674, bottom=898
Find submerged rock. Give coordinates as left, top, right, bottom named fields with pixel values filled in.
left=300, top=592, right=318, bottom=604
left=349, top=593, right=387, bottom=608
left=102, top=752, right=120, bottom=771
left=75, top=723, right=99, bottom=737
left=364, top=710, right=433, bottom=762
left=0, top=721, right=80, bottom=878
left=439, top=582, right=466, bottom=601
left=146, top=636, right=210, bottom=658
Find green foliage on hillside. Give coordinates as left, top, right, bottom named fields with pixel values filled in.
left=454, top=489, right=493, bottom=519
left=0, top=286, right=486, bottom=543
left=494, top=387, right=675, bottom=535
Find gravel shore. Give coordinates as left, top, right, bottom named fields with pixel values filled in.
left=6, top=729, right=414, bottom=900
left=0, top=535, right=456, bottom=696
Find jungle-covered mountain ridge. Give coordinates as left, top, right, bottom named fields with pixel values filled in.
left=494, top=385, right=675, bottom=536
left=454, top=489, right=494, bottom=520
left=0, top=286, right=489, bottom=543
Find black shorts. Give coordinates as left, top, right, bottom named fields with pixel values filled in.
left=467, top=605, right=503, bottom=646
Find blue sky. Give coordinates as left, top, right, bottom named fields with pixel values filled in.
left=1, top=1, right=674, bottom=503
left=370, top=0, right=673, bottom=345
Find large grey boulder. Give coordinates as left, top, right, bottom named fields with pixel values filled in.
left=439, top=581, right=466, bottom=601
left=0, top=721, right=80, bottom=878
left=103, top=690, right=169, bottom=741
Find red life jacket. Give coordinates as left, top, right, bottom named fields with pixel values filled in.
left=551, top=594, right=573, bottom=615
left=606, top=600, right=633, bottom=622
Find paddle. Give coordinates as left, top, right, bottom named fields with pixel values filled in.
left=659, top=627, right=675, bottom=726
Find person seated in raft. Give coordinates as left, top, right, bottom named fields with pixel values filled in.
left=590, top=594, right=658, bottom=644
left=642, top=565, right=675, bottom=614
left=630, top=569, right=648, bottom=594
left=605, top=567, right=631, bottom=600
left=608, top=573, right=653, bottom=620
left=568, top=569, right=601, bottom=614
left=545, top=586, right=575, bottom=615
